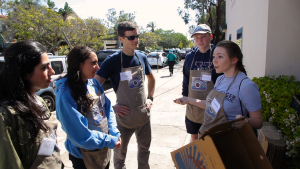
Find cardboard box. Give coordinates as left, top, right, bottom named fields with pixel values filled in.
left=171, top=119, right=272, bottom=169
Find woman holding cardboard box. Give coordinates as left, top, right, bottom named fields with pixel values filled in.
left=174, top=40, right=263, bottom=136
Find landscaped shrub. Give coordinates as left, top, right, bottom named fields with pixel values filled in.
left=252, top=75, right=300, bottom=168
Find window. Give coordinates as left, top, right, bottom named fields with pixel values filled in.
left=236, top=27, right=243, bottom=49
left=51, top=61, right=63, bottom=75
left=237, top=27, right=243, bottom=39
left=229, top=34, right=232, bottom=41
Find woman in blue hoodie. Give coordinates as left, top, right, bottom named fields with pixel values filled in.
left=55, top=46, right=121, bottom=169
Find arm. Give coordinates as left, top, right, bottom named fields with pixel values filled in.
left=235, top=82, right=263, bottom=129
left=182, top=59, right=189, bottom=96
left=173, top=96, right=206, bottom=109
left=56, top=92, right=118, bottom=149
left=95, top=74, right=106, bottom=85
left=146, top=72, right=155, bottom=98
left=235, top=110, right=263, bottom=129
left=145, top=72, right=155, bottom=111
left=0, top=108, right=24, bottom=169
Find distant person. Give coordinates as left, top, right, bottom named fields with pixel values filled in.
left=0, top=40, right=62, bottom=168
left=167, top=50, right=177, bottom=76
left=55, top=46, right=121, bottom=169
left=175, top=40, right=263, bottom=136
left=182, top=24, right=223, bottom=142
left=95, top=21, right=155, bottom=169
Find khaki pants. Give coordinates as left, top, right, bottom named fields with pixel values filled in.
left=113, top=120, right=151, bottom=169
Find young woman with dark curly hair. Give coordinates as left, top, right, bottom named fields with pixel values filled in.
left=55, top=46, right=121, bottom=169
left=0, top=40, right=62, bottom=169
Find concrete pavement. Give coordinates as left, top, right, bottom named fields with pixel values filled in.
left=57, top=61, right=190, bottom=169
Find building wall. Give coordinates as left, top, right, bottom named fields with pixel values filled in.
left=265, top=0, right=300, bottom=80
left=226, top=0, right=269, bottom=79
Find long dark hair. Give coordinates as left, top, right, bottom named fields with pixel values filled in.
left=0, top=40, right=49, bottom=141
left=216, top=40, right=247, bottom=75
left=65, top=46, right=95, bottom=114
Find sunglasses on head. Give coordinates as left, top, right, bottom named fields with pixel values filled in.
left=123, top=35, right=139, bottom=40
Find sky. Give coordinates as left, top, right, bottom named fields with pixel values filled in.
left=52, top=0, right=197, bottom=38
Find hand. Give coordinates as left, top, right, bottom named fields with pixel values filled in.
left=233, top=115, right=248, bottom=129
left=173, top=97, right=189, bottom=105
left=115, top=137, right=121, bottom=148
left=113, top=104, right=130, bottom=117
left=145, top=99, right=153, bottom=111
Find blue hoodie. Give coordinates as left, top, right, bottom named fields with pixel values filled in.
left=54, top=78, right=120, bottom=158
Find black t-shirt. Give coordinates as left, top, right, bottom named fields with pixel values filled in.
left=96, top=51, right=151, bottom=93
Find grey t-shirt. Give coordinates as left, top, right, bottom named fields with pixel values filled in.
left=214, top=72, right=262, bottom=121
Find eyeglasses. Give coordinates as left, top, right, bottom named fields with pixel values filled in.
left=123, top=35, right=139, bottom=40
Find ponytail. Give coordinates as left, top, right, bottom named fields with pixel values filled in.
left=216, top=40, right=247, bottom=75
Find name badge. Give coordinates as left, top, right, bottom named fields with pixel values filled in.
left=37, top=137, right=56, bottom=156
left=120, top=71, right=132, bottom=81
left=211, top=98, right=221, bottom=113
left=202, top=74, right=211, bottom=81
left=100, top=93, right=106, bottom=106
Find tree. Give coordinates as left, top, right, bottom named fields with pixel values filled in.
left=105, top=8, right=136, bottom=39
left=4, top=4, right=66, bottom=50
left=155, top=29, right=190, bottom=49
left=178, top=0, right=226, bottom=45
left=146, top=22, right=156, bottom=32
left=138, top=32, right=160, bottom=51
left=46, top=0, right=57, bottom=11
left=58, top=2, right=73, bottom=21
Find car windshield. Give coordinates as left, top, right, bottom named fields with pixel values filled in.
left=97, top=52, right=115, bottom=61
left=179, top=50, right=186, bottom=53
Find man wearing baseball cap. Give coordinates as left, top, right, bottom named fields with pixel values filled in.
left=182, top=24, right=222, bottom=142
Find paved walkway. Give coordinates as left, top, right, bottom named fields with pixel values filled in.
left=56, top=61, right=190, bottom=169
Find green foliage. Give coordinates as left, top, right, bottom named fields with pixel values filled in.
left=178, top=0, right=226, bottom=45
left=4, top=4, right=65, bottom=48
left=58, top=45, right=69, bottom=55
left=138, top=32, right=160, bottom=51
left=252, top=75, right=300, bottom=168
left=155, top=29, right=190, bottom=49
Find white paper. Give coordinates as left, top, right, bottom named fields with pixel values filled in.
left=100, top=93, right=106, bottom=106
left=37, top=137, right=56, bottom=156
left=202, top=74, right=211, bottom=81
left=120, top=71, right=132, bottom=81
left=211, top=98, right=221, bottom=113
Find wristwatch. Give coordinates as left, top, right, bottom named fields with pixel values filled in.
left=147, top=96, right=154, bottom=101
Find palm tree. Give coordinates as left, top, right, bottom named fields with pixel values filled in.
left=58, top=2, right=73, bottom=21
left=46, top=0, right=57, bottom=11
left=146, top=21, right=156, bottom=32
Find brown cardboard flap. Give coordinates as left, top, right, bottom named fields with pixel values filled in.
left=199, top=117, right=246, bottom=139
left=235, top=125, right=273, bottom=169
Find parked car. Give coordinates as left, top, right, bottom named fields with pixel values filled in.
left=178, top=50, right=187, bottom=59
left=147, top=52, right=168, bottom=67
left=96, top=50, right=119, bottom=67
left=135, top=50, right=148, bottom=56
left=0, top=55, right=67, bottom=112
left=164, top=49, right=182, bottom=61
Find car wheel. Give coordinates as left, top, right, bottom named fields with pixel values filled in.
left=41, top=94, right=55, bottom=112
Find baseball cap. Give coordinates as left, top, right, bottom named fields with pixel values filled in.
left=191, top=24, right=212, bottom=37
left=170, top=50, right=173, bottom=53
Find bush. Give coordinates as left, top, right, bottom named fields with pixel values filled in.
left=252, top=75, right=300, bottom=168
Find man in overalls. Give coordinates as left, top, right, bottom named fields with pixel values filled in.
left=95, top=21, right=155, bottom=169
left=182, top=24, right=222, bottom=142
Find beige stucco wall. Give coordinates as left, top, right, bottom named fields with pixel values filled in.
left=226, top=0, right=269, bottom=79
left=265, top=0, right=300, bottom=80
